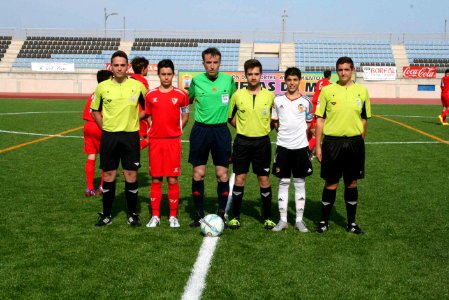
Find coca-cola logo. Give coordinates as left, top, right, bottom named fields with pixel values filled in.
left=403, top=66, right=437, bottom=78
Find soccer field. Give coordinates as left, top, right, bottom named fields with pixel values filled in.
left=0, top=98, right=448, bottom=299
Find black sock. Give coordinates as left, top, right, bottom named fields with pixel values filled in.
left=125, top=181, right=138, bottom=215
left=192, top=179, right=205, bottom=217
left=102, top=181, right=116, bottom=216
left=344, top=187, right=358, bottom=225
left=260, top=186, right=272, bottom=220
left=231, top=185, right=244, bottom=219
left=321, top=188, right=336, bottom=223
left=217, top=181, right=229, bottom=212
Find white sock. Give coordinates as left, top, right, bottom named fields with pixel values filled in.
left=293, top=178, right=306, bottom=222
left=278, top=178, right=290, bottom=222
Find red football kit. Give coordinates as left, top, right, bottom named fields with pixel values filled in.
left=130, top=74, right=150, bottom=146
left=309, top=78, right=331, bottom=151
left=145, top=86, right=189, bottom=219
left=440, top=76, right=449, bottom=107
left=83, top=93, right=102, bottom=154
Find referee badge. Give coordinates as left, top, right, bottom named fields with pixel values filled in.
left=131, top=96, right=136, bottom=102
left=356, top=99, right=361, bottom=107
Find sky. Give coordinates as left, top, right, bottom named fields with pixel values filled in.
left=1, top=0, right=448, bottom=37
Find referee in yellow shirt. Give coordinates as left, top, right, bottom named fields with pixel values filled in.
left=314, top=56, right=371, bottom=235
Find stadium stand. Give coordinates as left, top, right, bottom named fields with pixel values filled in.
left=129, top=37, right=241, bottom=71
left=405, top=41, right=449, bottom=72
left=295, top=40, right=396, bottom=72
left=13, top=36, right=120, bottom=69
left=0, top=36, right=12, bottom=62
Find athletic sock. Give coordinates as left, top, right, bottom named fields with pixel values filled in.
left=231, top=185, right=244, bottom=219
left=102, top=181, right=116, bottom=216
left=150, top=181, right=162, bottom=218
left=293, top=178, right=306, bottom=222
left=277, top=178, right=290, bottom=222
left=308, top=137, right=316, bottom=151
left=168, top=181, right=180, bottom=218
left=192, top=179, right=205, bottom=218
left=260, top=186, right=272, bottom=220
left=85, top=159, right=96, bottom=190
left=321, top=187, right=336, bottom=223
left=100, top=170, right=104, bottom=188
left=443, top=109, right=449, bottom=122
left=344, top=187, right=358, bottom=225
left=125, top=181, right=138, bottom=215
left=217, top=181, right=229, bottom=212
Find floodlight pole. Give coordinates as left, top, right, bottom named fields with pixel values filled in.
left=281, top=10, right=288, bottom=43
left=104, top=8, right=118, bottom=38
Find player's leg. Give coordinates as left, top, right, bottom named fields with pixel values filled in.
left=188, top=124, right=209, bottom=227
left=316, top=136, right=342, bottom=233
left=252, top=136, right=274, bottom=229
left=211, top=125, right=232, bottom=220
left=148, top=177, right=162, bottom=228
left=121, top=131, right=141, bottom=227
left=96, top=131, right=119, bottom=226
left=167, top=177, right=180, bottom=228
left=342, top=136, right=365, bottom=235
left=84, top=122, right=99, bottom=196
left=292, top=147, right=314, bottom=232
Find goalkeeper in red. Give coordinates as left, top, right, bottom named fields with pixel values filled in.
left=145, top=59, right=189, bottom=228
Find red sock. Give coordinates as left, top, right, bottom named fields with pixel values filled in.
left=85, top=159, right=95, bottom=190
left=150, top=182, right=162, bottom=217
left=442, top=109, right=449, bottom=122
left=308, top=137, right=316, bottom=151
left=168, top=182, right=180, bottom=218
left=140, top=138, right=149, bottom=150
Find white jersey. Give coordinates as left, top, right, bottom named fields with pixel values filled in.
left=272, top=94, right=312, bottom=149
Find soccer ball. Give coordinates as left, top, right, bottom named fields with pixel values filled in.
left=200, top=214, right=224, bottom=237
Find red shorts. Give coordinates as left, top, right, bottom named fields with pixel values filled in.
left=149, top=138, right=181, bottom=177
left=83, top=121, right=102, bottom=154
left=441, top=94, right=449, bottom=107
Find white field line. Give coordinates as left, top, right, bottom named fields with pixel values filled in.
left=0, top=130, right=445, bottom=145
left=378, top=114, right=434, bottom=118
left=181, top=237, right=219, bottom=300
left=0, top=111, right=80, bottom=116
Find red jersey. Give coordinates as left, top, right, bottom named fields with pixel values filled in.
left=130, top=74, right=150, bottom=138
left=130, top=74, right=149, bottom=89
left=312, top=78, right=330, bottom=113
left=82, top=93, right=95, bottom=122
left=145, top=87, right=189, bottom=138
left=441, top=75, right=449, bottom=96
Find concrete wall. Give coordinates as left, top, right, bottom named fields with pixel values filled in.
left=0, top=70, right=441, bottom=99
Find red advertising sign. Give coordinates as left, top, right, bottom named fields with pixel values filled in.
left=402, top=66, right=437, bottom=78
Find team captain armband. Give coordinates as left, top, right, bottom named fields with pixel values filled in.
left=306, top=112, right=313, bottom=122
left=181, top=106, right=190, bottom=113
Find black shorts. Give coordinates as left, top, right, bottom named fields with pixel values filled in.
left=272, top=145, right=313, bottom=178
left=188, top=122, right=232, bottom=167
left=100, top=131, right=141, bottom=171
left=320, top=135, right=365, bottom=183
left=232, top=134, right=271, bottom=176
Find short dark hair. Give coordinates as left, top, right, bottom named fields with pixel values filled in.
left=244, top=59, right=262, bottom=74
left=445, top=69, right=449, bottom=75
left=157, top=59, right=175, bottom=74
left=336, top=56, right=354, bottom=69
left=324, top=70, right=332, bottom=78
left=111, top=50, right=128, bottom=64
left=97, top=70, right=113, bottom=83
left=202, top=47, right=221, bottom=61
left=131, top=56, right=149, bottom=74
left=284, top=67, right=301, bottom=80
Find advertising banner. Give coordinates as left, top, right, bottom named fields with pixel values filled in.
left=31, top=62, right=75, bottom=72
left=402, top=66, right=437, bottom=78
left=362, top=66, right=396, bottom=81
left=179, top=71, right=342, bottom=97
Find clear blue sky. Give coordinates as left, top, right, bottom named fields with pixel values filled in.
left=1, top=0, right=448, bottom=34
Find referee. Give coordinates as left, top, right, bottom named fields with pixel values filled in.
left=91, top=50, right=147, bottom=227
left=314, top=56, right=371, bottom=234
